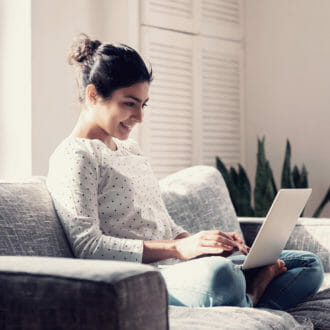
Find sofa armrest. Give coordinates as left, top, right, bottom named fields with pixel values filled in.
left=239, top=217, right=330, bottom=272
left=0, top=256, right=168, bottom=330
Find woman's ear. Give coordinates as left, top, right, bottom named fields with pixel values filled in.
left=85, top=84, right=98, bottom=105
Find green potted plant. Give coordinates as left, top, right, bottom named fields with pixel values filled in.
left=216, top=138, right=330, bottom=217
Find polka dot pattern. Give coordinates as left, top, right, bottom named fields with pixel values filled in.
left=47, top=137, right=186, bottom=263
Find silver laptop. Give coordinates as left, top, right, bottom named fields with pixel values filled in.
left=238, top=188, right=312, bottom=270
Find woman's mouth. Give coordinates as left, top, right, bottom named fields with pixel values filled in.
left=120, top=122, right=133, bottom=131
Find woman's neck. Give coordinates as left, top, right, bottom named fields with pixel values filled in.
left=70, top=111, right=117, bottom=151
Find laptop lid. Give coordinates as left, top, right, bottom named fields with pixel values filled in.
left=241, top=188, right=312, bottom=270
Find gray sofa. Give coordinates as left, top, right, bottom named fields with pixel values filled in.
left=0, top=166, right=329, bottom=330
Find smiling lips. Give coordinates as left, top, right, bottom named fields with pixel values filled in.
left=120, top=122, right=133, bottom=131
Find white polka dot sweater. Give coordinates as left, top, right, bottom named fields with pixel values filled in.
left=46, top=137, right=186, bottom=263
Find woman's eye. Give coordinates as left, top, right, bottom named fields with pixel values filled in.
left=125, top=102, right=135, bottom=107
left=142, top=103, right=148, bottom=109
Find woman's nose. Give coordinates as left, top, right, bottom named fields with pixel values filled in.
left=133, top=106, right=143, bottom=122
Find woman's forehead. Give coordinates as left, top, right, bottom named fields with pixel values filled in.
left=116, top=82, right=149, bottom=100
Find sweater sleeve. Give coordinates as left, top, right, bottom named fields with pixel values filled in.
left=47, top=145, right=144, bottom=262
left=169, top=217, right=189, bottom=239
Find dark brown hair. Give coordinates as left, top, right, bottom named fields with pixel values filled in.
left=68, top=33, right=153, bottom=103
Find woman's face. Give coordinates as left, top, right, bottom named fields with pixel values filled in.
left=91, top=81, right=149, bottom=142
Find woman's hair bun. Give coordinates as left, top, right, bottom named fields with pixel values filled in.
left=68, top=33, right=101, bottom=66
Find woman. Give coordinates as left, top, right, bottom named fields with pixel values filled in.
left=47, top=34, right=324, bottom=310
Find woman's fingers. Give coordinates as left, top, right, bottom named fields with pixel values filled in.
left=200, top=239, right=234, bottom=250
left=200, top=232, right=238, bottom=250
left=222, top=231, right=249, bottom=254
left=230, top=232, right=244, bottom=244
left=200, top=246, right=225, bottom=254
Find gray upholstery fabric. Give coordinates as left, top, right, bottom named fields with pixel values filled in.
left=288, top=288, right=330, bottom=330
left=0, top=256, right=168, bottom=330
left=239, top=218, right=330, bottom=272
left=0, top=179, right=73, bottom=257
left=159, top=166, right=243, bottom=238
left=0, top=172, right=329, bottom=330
left=320, top=273, right=330, bottom=291
left=169, top=305, right=313, bottom=329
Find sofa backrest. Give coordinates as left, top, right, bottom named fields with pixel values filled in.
left=159, top=166, right=243, bottom=238
left=0, top=178, right=74, bottom=258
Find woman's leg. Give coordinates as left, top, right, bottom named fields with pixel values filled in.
left=256, top=250, right=324, bottom=310
left=160, top=256, right=253, bottom=308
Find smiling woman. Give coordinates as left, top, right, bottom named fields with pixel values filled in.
left=71, top=82, right=149, bottom=150
left=46, top=33, right=324, bottom=312
left=67, top=33, right=151, bottom=150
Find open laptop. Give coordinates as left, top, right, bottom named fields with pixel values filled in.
left=234, top=188, right=312, bottom=270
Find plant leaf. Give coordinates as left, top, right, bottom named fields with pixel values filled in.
left=216, top=157, right=237, bottom=214
left=236, top=164, right=254, bottom=216
left=216, top=156, right=231, bottom=190
left=254, top=137, right=276, bottom=216
left=281, top=139, right=293, bottom=188
left=300, top=164, right=308, bottom=188
left=313, top=187, right=330, bottom=218
left=292, top=165, right=300, bottom=188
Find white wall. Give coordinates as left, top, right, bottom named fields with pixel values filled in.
left=245, top=0, right=330, bottom=217
left=0, top=0, right=31, bottom=179
left=31, top=0, right=136, bottom=176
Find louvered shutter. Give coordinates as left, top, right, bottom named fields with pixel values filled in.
left=141, top=0, right=197, bottom=34
left=198, top=37, right=243, bottom=167
left=199, top=0, right=243, bottom=40
left=140, top=27, right=194, bottom=179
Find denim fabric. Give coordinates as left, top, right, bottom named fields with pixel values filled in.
left=160, top=251, right=324, bottom=311
left=256, top=250, right=324, bottom=310
left=160, top=256, right=253, bottom=308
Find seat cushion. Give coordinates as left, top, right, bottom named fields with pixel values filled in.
left=160, top=166, right=243, bottom=238
left=169, top=305, right=313, bottom=330
left=0, top=178, right=73, bottom=257
left=288, top=287, right=330, bottom=330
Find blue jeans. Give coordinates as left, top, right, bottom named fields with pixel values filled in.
left=160, top=250, right=324, bottom=310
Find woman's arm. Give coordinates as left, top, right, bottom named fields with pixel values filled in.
left=142, top=230, right=248, bottom=263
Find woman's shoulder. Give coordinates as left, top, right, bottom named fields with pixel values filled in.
left=116, top=138, right=143, bottom=156
left=50, top=136, right=143, bottom=164
left=51, top=136, right=104, bottom=163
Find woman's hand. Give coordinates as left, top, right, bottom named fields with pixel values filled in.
left=174, top=230, right=249, bottom=261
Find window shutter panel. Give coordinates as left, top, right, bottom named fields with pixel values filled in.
left=141, top=0, right=196, bottom=34
left=198, top=37, right=244, bottom=168
left=140, top=27, right=194, bottom=179
left=199, top=0, right=243, bottom=40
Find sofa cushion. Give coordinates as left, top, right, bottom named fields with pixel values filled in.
left=288, top=288, right=330, bottom=330
left=160, top=166, right=243, bottom=238
left=0, top=179, right=73, bottom=257
left=0, top=256, right=168, bottom=330
left=169, top=305, right=313, bottom=329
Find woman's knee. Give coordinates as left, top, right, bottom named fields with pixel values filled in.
left=209, top=258, right=248, bottom=306
left=161, top=257, right=251, bottom=307
left=305, top=252, right=324, bottom=289
left=282, top=250, right=324, bottom=291
left=294, top=250, right=323, bottom=272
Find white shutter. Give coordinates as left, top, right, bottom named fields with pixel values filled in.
left=140, top=27, right=194, bottom=179
left=141, top=0, right=197, bottom=34
left=198, top=37, right=244, bottom=168
left=199, top=0, right=243, bottom=40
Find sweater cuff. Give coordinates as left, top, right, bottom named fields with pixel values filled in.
left=108, top=238, right=144, bottom=263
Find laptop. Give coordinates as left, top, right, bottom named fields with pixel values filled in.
left=234, top=188, right=312, bottom=270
